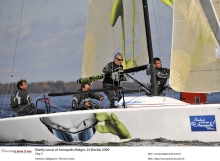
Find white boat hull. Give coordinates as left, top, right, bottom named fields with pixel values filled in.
left=0, top=96, right=219, bottom=143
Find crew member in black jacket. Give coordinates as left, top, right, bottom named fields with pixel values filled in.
left=151, top=57, right=170, bottom=95
left=10, top=79, right=45, bottom=115
left=72, top=82, right=104, bottom=110
left=102, top=52, right=128, bottom=108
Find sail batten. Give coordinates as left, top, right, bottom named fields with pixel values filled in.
left=81, top=0, right=148, bottom=78
left=170, top=0, right=220, bottom=92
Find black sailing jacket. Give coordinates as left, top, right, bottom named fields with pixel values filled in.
left=10, top=89, right=36, bottom=114
left=102, top=61, right=126, bottom=87
left=150, top=68, right=170, bottom=95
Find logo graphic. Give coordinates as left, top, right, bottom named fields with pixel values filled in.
left=190, top=115, right=216, bottom=131
left=40, top=112, right=131, bottom=142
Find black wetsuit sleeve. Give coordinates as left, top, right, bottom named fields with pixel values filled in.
left=90, top=93, right=103, bottom=100
left=103, top=62, right=114, bottom=74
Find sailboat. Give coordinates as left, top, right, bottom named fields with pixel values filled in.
left=0, top=0, right=220, bottom=143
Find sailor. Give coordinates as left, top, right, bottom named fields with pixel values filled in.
left=102, top=52, right=128, bottom=108
left=10, top=79, right=45, bottom=115
left=150, top=57, right=170, bottom=95
left=72, top=82, right=104, bottom=110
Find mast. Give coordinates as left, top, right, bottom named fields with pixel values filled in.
left=142, top=0, right=158, bottom=95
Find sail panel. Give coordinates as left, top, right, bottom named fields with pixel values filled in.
left=170, top=0, right=220, bottom=92
left=201, top=0, right=220, bottom=49
left=81, top=0, right=148, bottom=78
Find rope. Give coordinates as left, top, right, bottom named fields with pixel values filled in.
left=103, top=94, right=115, bottom=108
left=1, top=0, right=25, bottom=118
left=49, top=103, right=69, bottom=112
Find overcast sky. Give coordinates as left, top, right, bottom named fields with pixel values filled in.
left=0, top=0, right=172, bottom=84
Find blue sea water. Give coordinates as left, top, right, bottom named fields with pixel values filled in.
left=0, top=91, right=220, bottom=146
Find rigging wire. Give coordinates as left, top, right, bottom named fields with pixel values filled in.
left=1, top=0, right=25, bottom=118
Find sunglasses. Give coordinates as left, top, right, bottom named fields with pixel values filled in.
left=116, top=57, right=123, bottom=61
left=41, top=118, right=96, bottom=142
left=50, top=125, right=96, bottom=142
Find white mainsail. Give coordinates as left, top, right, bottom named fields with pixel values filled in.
left=170, top=0, right=220, bottom=92
left=81, top=0, right=148, bottom=78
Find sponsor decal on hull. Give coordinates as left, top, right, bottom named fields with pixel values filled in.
left=190, top=115, right=216, bottom=131
left=41, top=112, right=131, bottom=142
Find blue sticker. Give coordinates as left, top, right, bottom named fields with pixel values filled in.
left=124, top=100, right=143, bottom=105
left=190, top=115, right=216, bottom=131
